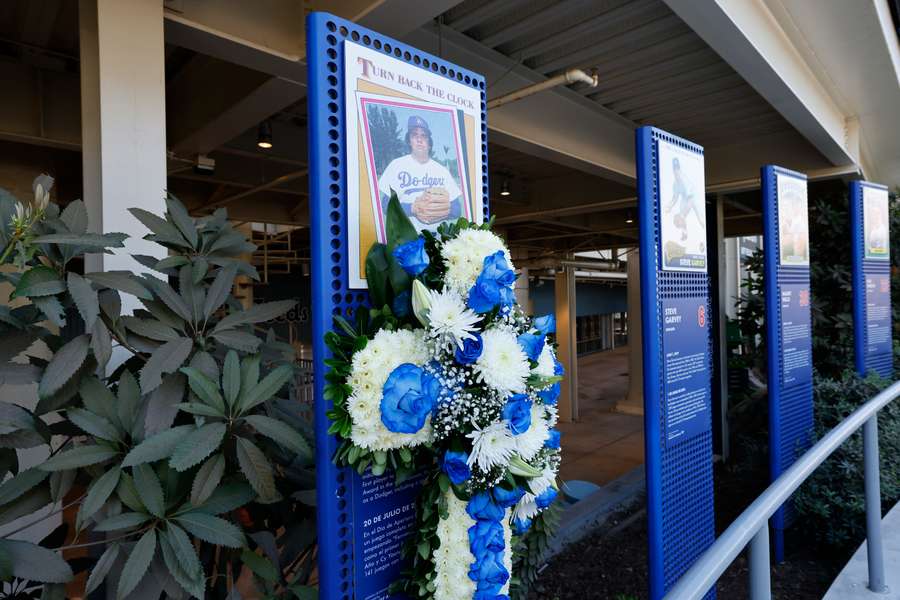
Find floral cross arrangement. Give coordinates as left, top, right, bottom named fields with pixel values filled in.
left=325, top=194, right=563, bottom=600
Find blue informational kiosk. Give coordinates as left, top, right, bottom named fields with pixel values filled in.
left=850, top=181, right=893, bottom=378
left=761, top=166, right=814, bottom=561
left=637, top=126, right=715, bottom=599
left=307, top=12, right=488, bottom=599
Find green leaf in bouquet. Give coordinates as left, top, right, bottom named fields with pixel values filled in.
left=365, top=243, right=390, bottom=308
left=11, top=265, right=65, bottom=299
left=122, top=424, right=194, bottom=467
left=169, top=422, right=227, bottom=472
left=385, top=191, right=418, bottom=248
left=117, top=528, right=156, bottom=600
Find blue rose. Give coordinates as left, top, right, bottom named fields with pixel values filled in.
left=466, top=492, right=504, bottom=521
left=467, top=251, right=516, bottom=314
left=512, top=517, right=532, bottom=535
left=544, top=429, right=561, bottom=450
left=554, top=357, right=564, bottom=376
left=441, top=450, right=471, bottom=485
left=473, top=583, right=504, bottom=598
left=380, top=363, right=439, bottom=434
left=502, top=394, right=532, bottom=435
left=537, top=382, right=560, bottom=406
left=535, top=487, right=558, bottom=509
left=517, top=333, right=544, bottom=361
left=454, top=333, right=483, bottom=365
left=392, top=290, right=411, bottom=318
left=468, top=551, right=509, bottom=587
left=492, top=485, right=525, bottom=508
left=392, top=237, right=429, bottom=276
left=533, top=314, right=556, bottom=335
left=468, top=519, right=505, bottom=558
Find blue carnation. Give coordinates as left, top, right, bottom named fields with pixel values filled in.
left=468, top=519, right=505, bottom=558
left=502, top=394, right=532, bottom=435
left=392, top=290, right=411, bottom=318
left=467, top=251, right=516, bottom=314
left=492, top=485, right=525, bottom=509
left=533, top=314, right=556, bottom=335
left=466, top=492, right=504, bottom=521
left=538, top=382, right=560, bottom=406
left=512, top=517, right=532, bottom=535
left=441, top=450, right=471, bottom=485
left=535, top=487, right=558, bottom=509
left=544, top=429, right=561, bottom=450
left=517, top=333, right=544, bottom=361
left=380, top=363, right=440, bottom=434
left=392, top=237, right=429, bottom=276
left=455, top=333, right=483, bottom=365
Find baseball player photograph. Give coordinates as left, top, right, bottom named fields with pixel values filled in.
left=658, top=140, right=707, bottom=271
left=375, top=113, right=464, bottom=232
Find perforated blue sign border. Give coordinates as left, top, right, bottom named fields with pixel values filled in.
left=761, top=165, right=814, bottom=562
left=850, top=180, right=893, bottom=379
left=307, top=12, right=488, bottom=599
left=637, top=126, right=715, bottom=600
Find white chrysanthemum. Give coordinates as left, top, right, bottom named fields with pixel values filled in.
left=515, top=403, right=550, bottom=460
left=441, top=229, right=512, bottom=294
left=533, top=343, right=556, bottom=379
left=434, top=491, right=477, bottom=600
left=544, top=404, right=559, bottom=428
left=512, top=494, right=540, bottom=522
left=425, top=288, right=480, bottom=350
left=528, top=464, right=558, bottom=497
left=501, top=515, right=513, bottom=595
left=467, top=421, right=517, bottom=472
left=346, top=329, right=432, bottom=451
left=474, top=328, right=529, bottom=395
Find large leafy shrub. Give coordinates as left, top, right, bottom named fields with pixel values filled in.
left=0, top=176, right=316, bottom=599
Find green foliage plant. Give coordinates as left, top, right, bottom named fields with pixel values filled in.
left=0, top=176, right=316, bottom=599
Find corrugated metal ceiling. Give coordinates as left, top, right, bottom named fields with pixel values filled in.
left=441, top=0, right=794, bottom=149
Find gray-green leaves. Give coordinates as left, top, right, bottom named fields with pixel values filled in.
left=169, top=423, right=227, bottom=472
left=117, top=528, right=156, bottom=599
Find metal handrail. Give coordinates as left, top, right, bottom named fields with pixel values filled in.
left=665, top=379, right=900, bottom=600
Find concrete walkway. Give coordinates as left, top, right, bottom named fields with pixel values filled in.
left=823, top=500, right=900, bottom=599
left=558, top=347, right=644, bottom=486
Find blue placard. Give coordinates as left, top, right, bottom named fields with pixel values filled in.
left=851, top=181, right=893, bottom=378
left=761, top=165, right=814, bottom=562
left=662, top=296, right=712, bottom=444
left=637, top=126, right=715, bottom=600
left=307, top=12, right=488, bottom=599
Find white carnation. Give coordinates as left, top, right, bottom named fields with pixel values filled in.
left=442, top=229, right=512, bottom=294
left=474, top=328, right=529, bottom=396
left=515, top=402, right=550, bottom=460
left=434, top=491, right=477, bottom=600
left=533, top=343, right=556, bottom=379
left=467, top=421, right=517, bottom=472
left=346, top=329, right=432, bottom=451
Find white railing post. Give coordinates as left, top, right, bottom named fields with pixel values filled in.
left=748, top=526, right=772, bottom=600
left=863, top=415, right=887, bottom=593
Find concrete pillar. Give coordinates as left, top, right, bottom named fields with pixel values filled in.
left=617, top=248, right=644, bottom=415
left=515, top=267, right=532, bottom=314
left=79, top=0, right=167, bottom=291
left=555, top=267, right=578, bottom=422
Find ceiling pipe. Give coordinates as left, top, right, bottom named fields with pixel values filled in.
left=487, top=68, right=598, bottom=110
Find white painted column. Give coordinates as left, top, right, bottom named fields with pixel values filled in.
left=79, top=0, right=167, bottom=286
left=555, top=267, right=578, bottom=422
left=617, top=248, right=644, bottom=415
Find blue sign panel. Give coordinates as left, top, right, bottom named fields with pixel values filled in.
left=762, top=165, right=814, bottom=562
left=662, top=296, right=711, bottom=444
left=779, top=283, right=812, bottom=388
left=851, top=181, right=893, bottom=379
left=637, top=126, right=714, bottom=600
left=307, top=12, right=488, bottom=599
